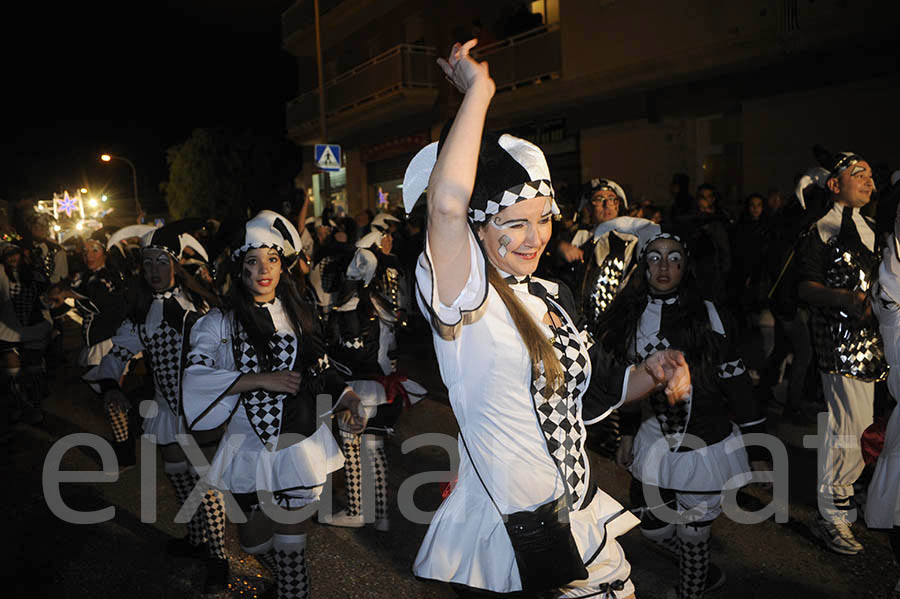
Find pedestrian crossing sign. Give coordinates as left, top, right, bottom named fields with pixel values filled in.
left=315, top=144, right=342, bottom=172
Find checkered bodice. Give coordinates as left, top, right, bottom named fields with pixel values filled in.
left=140, top=316, right=185, bottom=415
left=7, top=276, right=39, bottom=326
left=634, top=296, right=690, bottom=444
left=530, top=300, right=590, bottom=507
left=234, top=318, right=298, bottom=450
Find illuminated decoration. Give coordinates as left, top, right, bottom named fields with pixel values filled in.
left=377, top=187, right=389, bottom=208
left=57, top=191, right=78, bottom=217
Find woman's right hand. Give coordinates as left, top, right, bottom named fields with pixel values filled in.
left=255, top=370, right=302, bottom=394
left=437, top=39, right=495, bottom=97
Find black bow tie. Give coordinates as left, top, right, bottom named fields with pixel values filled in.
left=504, top=275, right=548, bottom=299
left=153, top=288, right=186, bottom=330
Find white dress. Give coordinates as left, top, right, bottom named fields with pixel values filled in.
left=413, top=229, right=639, bottom=597
left=182, top=299, right=345, bottom=507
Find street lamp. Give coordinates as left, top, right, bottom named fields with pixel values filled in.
left=100, top=153, right=142, bottom=218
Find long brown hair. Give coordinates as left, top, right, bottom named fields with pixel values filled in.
left=486, top=261, right=564, bottom=388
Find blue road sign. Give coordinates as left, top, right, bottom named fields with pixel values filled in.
left=315, top=144, right=342, bottom=172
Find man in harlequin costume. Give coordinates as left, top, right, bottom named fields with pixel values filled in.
left=319, top=211, right=426, bottom=531
left=83, top=223, right=231, bottom=593
left=796, top=146, right=887, bottom=555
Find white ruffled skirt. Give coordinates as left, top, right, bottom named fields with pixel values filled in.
left=206, top=415, right=344, bottom=504
left=141, top=397, right=187, bottom=446
left=413, top=464, right=638, bottom=595
left=631, top=418, right=752, bottom=493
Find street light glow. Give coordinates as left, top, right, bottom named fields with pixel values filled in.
left=80, top=187, right=88, bottom=194
left=76, top=222, right=84, bottom=231
left=101, top=154, right=111, bottom=162
left=53, top=224, right=61, bottom=232
left=88, top=198, right=98, bottom=208
left=101, top=195, right=108, bottom=202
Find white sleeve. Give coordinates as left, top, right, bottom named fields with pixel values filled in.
left=414, top=227, right=488, bottom=340
left=182, top=310, right=242, bottom=431
left=82, top=320, right=144, bottom=393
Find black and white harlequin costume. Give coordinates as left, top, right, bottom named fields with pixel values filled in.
left=183, top=211, right=351, bottom=599
left=69, top=259, right=127, bottom=368
left=403, top=132, right=639, bottom=597
left=796, top=150, right=887, bottom=537
left=319, top=217, right=424, bottom=531
left=618, top=233, right=764, bottom=599
left=83, top=226, right=229, bottom=577
left=0, top=247, right=52, bottom=425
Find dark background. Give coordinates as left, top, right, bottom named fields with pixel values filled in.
left=4, top=0, right=298, bottom=213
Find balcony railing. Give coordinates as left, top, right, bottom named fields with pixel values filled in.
left=472, top=23, right=561, bottom=93
left=287, top=44, right=437, bottom=128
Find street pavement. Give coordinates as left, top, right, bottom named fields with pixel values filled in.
left=4, top=320, right=898, bottom=598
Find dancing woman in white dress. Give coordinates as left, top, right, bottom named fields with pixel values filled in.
left=403, top=40, right=692, bottom=598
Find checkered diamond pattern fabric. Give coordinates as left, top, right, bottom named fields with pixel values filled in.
left=8, top=279, right=39, bottom=325
left=718, top=359, right=746, bottom=378
left=142, top=320, right=183, bottom=414
left=468, top=179, right=555, bottom=222
left=635, top=333, right=671, bottom=360
left=585, top=254, right=626, bottom=327
left=110, top=343, right=136, bottom=364
left=186, top=353, right=215, bottom=368
left=635, top=329, right=691, bottom=442
left=808, top=241, right=887, bottom=381
left=236, top=331, right=297, bottom=449
left=531, top=302, right=589, bottom=505
left=339, top=430, right=362, bottom=516
left=273, top=543, right=310, bottom=599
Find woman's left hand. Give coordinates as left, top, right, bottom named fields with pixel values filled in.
left=336, top=390, right=368, bottom=434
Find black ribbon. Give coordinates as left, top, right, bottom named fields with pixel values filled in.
left=503, top=274, right=548, bottom=299
left=838, top=206, right=865, bottom=253
left=153, top=289, right=187, bottom=332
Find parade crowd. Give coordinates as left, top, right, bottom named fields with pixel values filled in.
left=2, top=40, right=900, bottom=599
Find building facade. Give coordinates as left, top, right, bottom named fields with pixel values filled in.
left=282, top=0, right=899, bottom=217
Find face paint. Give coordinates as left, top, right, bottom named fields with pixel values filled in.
left=498, top=234, right=511, bottom=258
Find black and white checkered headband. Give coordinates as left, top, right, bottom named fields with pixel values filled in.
left=640, top=232, right=687, bottom=261
left=468, top=179, right=556, bottom=223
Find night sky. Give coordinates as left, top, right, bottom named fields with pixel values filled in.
left=4, top=0, right=298, bottom=213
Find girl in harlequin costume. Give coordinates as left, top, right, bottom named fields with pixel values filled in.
left=318, top=214, right=426, bottom=532
left=82, top=223, right=231, bottom=593
left=182, top=210, right=367, bottom=599
left=602, top=229, right=767, bottom=599
left=402, top=40, right=692, bottom=598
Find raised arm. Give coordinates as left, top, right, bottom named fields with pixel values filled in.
left=427, top=39, right=495, bottom=305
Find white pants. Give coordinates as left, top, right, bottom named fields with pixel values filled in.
left=817, top=373, right=874, bottom=501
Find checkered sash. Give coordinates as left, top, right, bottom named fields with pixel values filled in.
left=531, top=301, right=590, bottom=506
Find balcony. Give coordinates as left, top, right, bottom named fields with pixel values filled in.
left=472, top=23, right=561, bottom=93
left=286, top=44, right=438, bottom=145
